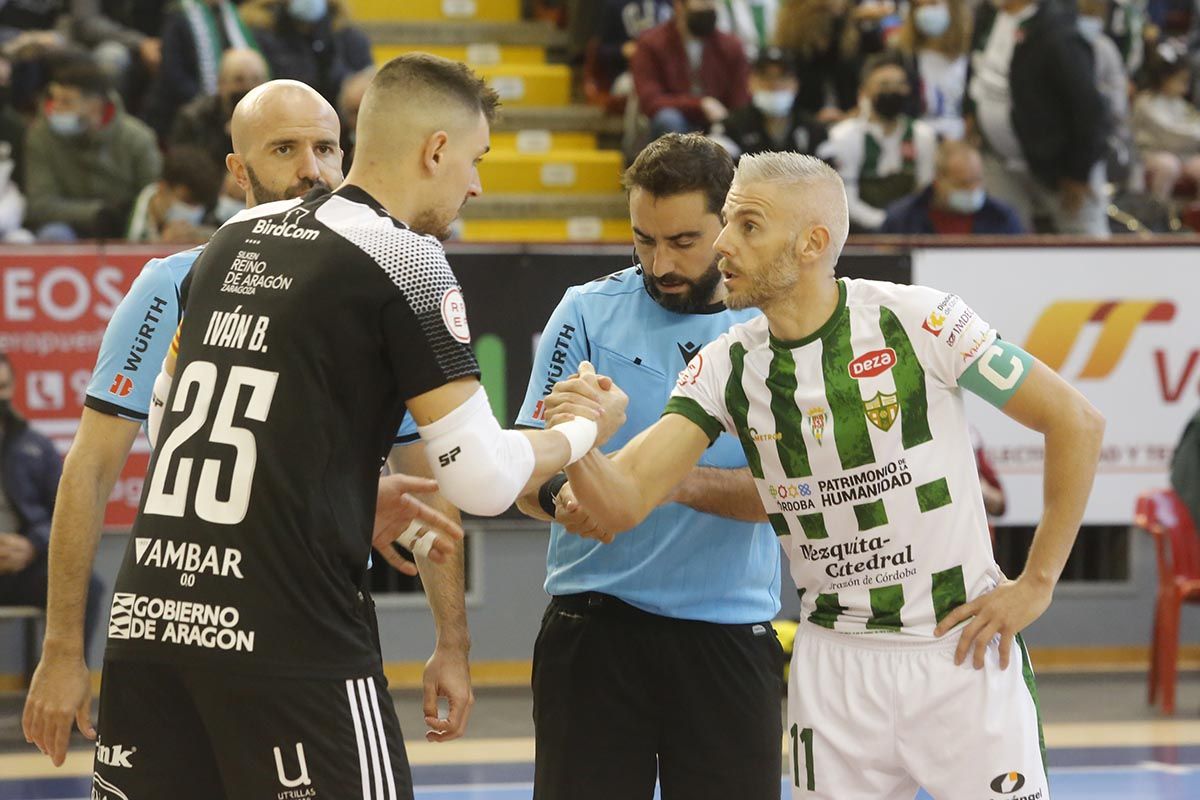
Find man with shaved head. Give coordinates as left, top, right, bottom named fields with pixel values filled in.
left=22, top=79, right=468, bottom=791
left=24, top=54, right=616, bottom=799
left=170, top=48, right=271, bottom=171
left=545, top=151, right=1105, bottom=798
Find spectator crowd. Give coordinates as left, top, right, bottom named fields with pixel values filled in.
left=1, top=0, right=1200, bottom=239
left=0, top=0, right=373, bottom=243
left=579, top=0, right=1200, bottom=236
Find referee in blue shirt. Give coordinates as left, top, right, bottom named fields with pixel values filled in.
left=517, top=134, right=783, bottom=800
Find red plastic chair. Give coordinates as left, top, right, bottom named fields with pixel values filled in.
left=1137, top=488, right=1200, bottom=715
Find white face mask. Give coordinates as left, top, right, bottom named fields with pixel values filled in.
left=914, top=3, right=951, bottom=38
left=753, top=88, right=795, bottom=118
left=946, top=187, right=986, bottom=214
left=47, top=111, right=85, bottom=137
left=165, top=201, right=206, bottom=227
left=288, top=0, right=327, bottom=23
left=1077, top=16, right=1105, bottom=40
left=214, top=195, right=245, bottom=223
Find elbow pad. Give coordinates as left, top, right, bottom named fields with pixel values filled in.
left=147, top=369, right=172, bottom=448
left=417, top=387, right=535, bottom=516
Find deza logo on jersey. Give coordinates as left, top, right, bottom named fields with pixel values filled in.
left=252, top=206, right=320, bottom=241
left=848, top=348, right=896, bottom=379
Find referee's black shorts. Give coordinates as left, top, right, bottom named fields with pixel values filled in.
left=532, top=592, right=784, bottom=800
left=92, top=659, right=412, bottom=800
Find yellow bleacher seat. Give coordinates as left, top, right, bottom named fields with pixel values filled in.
left=475, top=64, right=570, bottom=106
left=488, top=131, right=597, bottom=152
left=348, top=0, right=520, bottom=22
left=479, top=150, right=623, bottom=194
left=372, top=44, right=545, bottom=66
left=458, top=218, right=631, bottom=243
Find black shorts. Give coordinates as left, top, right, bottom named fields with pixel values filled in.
left=532, top=593, right=784, bottom=800
left=93, top=659, right=413, bottom=800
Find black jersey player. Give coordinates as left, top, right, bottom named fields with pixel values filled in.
left=78, top=55, right=628, bottom=799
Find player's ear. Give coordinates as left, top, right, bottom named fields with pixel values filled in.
left=226, top=153, right=248, bottom=192
left=422, top=130, right=450, bottom=174
left=797, top=224, right=830, bottom=262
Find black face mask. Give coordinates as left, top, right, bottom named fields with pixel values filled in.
left=686, top=9, right=718, bottom=37
left=873, top=91, right=908, bottom=120
left=223, top=89, right=250, bottom=117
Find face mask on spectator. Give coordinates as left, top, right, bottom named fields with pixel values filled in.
left=1076, top=16, right=1105, bottom=39
left=872, top=91, right=907, bottom=120
left=214, top=195, right=245, bottom=223
left=686, top=10, right=718, bottom=37
left=166, top=201, right=206, bottom=227
left=223, top=89, right=251, bottom=115
left=946, top=187, right=985, bottom=214
left=288, top=0, right=328, bottom=23
left=914, top=4, right=951, bottom=37
left=46, top=110, right=85, bottom=137
left=753, top=89, right=794, bottom=118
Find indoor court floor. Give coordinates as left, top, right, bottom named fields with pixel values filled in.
left=2, top=673, right=1199, bottom=799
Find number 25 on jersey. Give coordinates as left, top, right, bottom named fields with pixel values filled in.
left=143, top=360, right=278, bottom=525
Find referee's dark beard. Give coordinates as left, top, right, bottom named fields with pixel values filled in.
left=245, top=164, right=330, bottom=204
left=643, top=256, right=723, bottom=314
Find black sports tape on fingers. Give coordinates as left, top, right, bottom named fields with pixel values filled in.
left=538, top=473, right=569, bottom=517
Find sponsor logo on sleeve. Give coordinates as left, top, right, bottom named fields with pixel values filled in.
left=922, top=293, right=961, bottom=336
left=676, top=352, right=703, bottom=387
left=120, top=295, right=168, bottom=373
left=440, top=287, right=471, bottom=343
left=108, top=373, right=134, bottom=397
left=540, top=323, right=577, bottom=395
left=944, top=308, right=978, bottom=347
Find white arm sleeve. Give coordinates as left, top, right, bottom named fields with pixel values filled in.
left=417, top=386, right=537, bottom=517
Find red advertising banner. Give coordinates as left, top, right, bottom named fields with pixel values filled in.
left=0, top=245, right=175, bottom=529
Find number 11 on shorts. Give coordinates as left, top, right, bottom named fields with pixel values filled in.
left=790, top=723, right=815, bottom=791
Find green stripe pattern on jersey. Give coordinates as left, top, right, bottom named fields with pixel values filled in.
left=720, top=287, right=963, bottom=633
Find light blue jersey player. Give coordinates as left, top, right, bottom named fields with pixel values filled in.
left=516, top=266, right=781, bottom=622
left=85, top=249, right=199, bottom=422
left=514, top=134, right=785, bottom=800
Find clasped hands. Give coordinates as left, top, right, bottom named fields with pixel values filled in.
left=541, top=361, right=629, bottom=544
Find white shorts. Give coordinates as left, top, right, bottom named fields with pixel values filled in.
left=786, top=623, right=1048, bottom=800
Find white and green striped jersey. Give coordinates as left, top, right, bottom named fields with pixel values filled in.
left=666, top=278, right=1003, bottom=639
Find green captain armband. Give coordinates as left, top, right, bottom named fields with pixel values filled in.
left=958, top=338, right=1035, bottom=408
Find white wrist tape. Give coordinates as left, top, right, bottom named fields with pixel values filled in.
left=418, top=386, right=535, bottom=517
left=553, top=416, right=598, bottom=464
left=147, top=369, right=172, bottom=448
